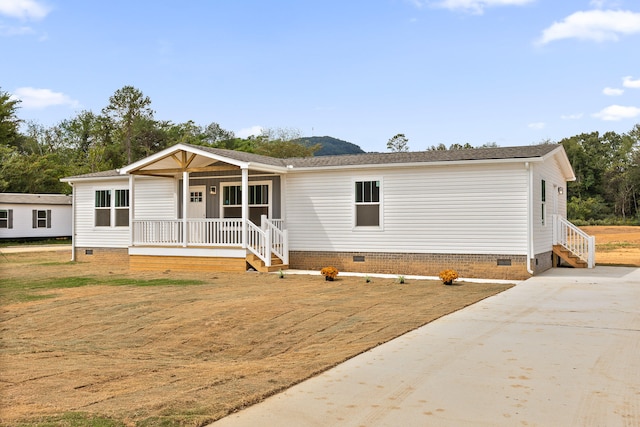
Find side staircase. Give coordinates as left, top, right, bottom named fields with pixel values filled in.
left=246, top=215, right=289, bottom=273
left=552, top=215, right=595, bottom=268
left=246, top=253, right=288, bottom=273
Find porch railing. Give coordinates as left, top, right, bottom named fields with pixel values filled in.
left=133, top=219, right=243, bottom=246
left=552, top=215, right=595, bottom=268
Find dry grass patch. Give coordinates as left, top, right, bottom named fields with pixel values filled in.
left=1, top=251, right=512, bottom=426
left=580, top=225, right=640, bottom=267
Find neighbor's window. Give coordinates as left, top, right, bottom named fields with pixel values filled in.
left=541, top=179, right=546, bottom=226
left=95, top=189, right=129, bottom=227
left=33, top=210, right=50, bottom=228
left=0, top=209, right=12, bottom=229
left=355, top=180, right=381, bottom=227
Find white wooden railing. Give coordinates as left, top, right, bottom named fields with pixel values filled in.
left=133, top=218, right=288, bottom=267
left=133, top=220, right=183, bottom=245
left=552, top=215, right=595, bottom=268
left=246, top=215, right=289, bottom=267
left=133, top=219, right=243, bottom=246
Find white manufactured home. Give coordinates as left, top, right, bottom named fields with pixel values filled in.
left=61, top=143, right=594, bottom=280
left=0, top=193, right=72, bottom=240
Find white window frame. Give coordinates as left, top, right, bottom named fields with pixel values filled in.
left=94, top=188, right=130, bottom=228
left=353, top=178, right=383, bottom=230
left=219, top=180, right=272, bottom=219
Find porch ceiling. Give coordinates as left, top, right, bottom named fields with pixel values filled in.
left=128, top=150, right=239, bottom=177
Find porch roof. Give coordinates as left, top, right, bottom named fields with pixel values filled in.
left=118, top=143, right=289, bottom=177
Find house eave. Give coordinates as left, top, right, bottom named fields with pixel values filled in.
left=285, top=156, right=547, bottom=172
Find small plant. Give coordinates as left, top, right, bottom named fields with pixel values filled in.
left=439, top=269, right=459, bottom=285
left=365, top=275, right=371, bottom=283
left=320, top=266, right=339, bottom=281
left=278, top=269, right=285, bottom=279
left=397, top=275, right=405, bottom=284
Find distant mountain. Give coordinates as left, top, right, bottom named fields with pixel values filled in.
left=297, top=136, right=366, bottom=156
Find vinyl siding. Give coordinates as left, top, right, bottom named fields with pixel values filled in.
left=134, top=177, right=177, bottom=219
left=74, top=178, right=130, bottom=247
left=285, top=162, right=529, bottom=255
left=0, top=204, right=71, bottom=239
left=74, top=177, right=176, bottom=248
left=532, top=157, right=568, bottom=255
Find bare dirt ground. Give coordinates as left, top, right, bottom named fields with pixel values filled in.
left=580, top=225, right=640, bottom=266
left=0, top=251, right=512, bottom=427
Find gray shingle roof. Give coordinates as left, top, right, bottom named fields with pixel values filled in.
left=61, top=169, right=121, bottom=180
left=285, top=144, right=560, bottom=168
left=0, top=193, right=72, bottom=205
left=63, top=143, right=561, bottom=180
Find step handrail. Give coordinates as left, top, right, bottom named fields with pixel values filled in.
left=553, top=215, right=595, bottom=268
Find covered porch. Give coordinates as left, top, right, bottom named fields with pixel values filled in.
left=120, top=144, right=290, bottom=272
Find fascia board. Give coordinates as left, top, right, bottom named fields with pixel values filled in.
left=542, top=146, right=576, bottom=182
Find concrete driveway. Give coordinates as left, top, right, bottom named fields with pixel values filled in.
left=211, top=266, right=640, bottom=427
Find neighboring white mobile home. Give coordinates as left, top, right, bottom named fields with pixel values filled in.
left=0, top=193, right=72, bottom=240
left=61, top=143, right=594, bottom=280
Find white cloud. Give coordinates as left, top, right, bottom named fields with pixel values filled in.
left=412, top=0, right=534, bottom=14
left=537, top=10, right=640, bottom=44
left=0, top=0, right=50, bottom=20
left=528, top=122, right=546, bottom=130
left=560, top=113, right=583, bottom=120
left=623, top=75, right=640, bottom=88
left=12, top=87, right=80, bottom=109
left=592, top=104, right=640, bottom=121
left=603, top=87, right=624, bottom=96
left=236, top=125, right=263, bottom=139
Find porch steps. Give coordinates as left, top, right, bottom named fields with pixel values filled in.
left=246, top=253, right=288, bottom=273
left=552, top=245, right=588, bottom=269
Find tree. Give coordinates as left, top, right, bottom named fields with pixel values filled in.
left=253, top=127, right=319, bottom=158
left=387, top=133, right=409, bottom=152
left=102, top=86, right=154, bottom=164
left=0, top=88, right=22, bottom=147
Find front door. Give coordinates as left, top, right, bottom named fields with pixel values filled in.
left=187, top=185, right=206, bottom=218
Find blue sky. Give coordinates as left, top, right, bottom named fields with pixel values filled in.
left=1, top=0, right=639, bottom=152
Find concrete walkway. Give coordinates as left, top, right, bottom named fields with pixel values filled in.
left=211, top=266, right=640, bottom=427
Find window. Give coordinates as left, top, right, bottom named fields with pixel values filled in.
left=190, top=191, right=203, bottom=203
left=355, top=180, right=381, bottom=227
left=33, top=210, right=50, bottom=228
left=0, top=209, right=12, bottom=229
left=221, top=182, right=271, bottom=223
left=95, top=189, right=129, bottom=227
left=95, top=190, right=111, bottom=226
left=222, top=184, right=269, bottom=207
left=541, top=179, right=546, bottom=226
left=115, top=189, right=129, bottom=227
left=31, top=210, right=51, bottom=228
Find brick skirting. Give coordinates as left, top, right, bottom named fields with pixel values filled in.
left=289, top=251, right=536, bottom=280
left=75, top=247, right=129, bottom=265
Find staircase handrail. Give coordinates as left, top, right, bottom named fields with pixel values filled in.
left=262, top=216, right=289, bottom=265
left=553, top=215, right=595, bottom=268
left=247, top=220, right=271, bottom=267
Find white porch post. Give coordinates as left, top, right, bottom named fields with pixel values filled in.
left=182, top=171, right=189, bottom=247
left=241, top=167, right=249, bottom=249
left=129, top=174, right=135, bottom=247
